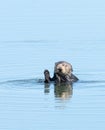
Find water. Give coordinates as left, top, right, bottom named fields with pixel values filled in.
left=0, top=0, right=105, bottom=129
left=0, top=42, right=105, bottom=130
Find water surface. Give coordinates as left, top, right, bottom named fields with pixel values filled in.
left=0, top=42, right=105, bottom=130
left=0, top=0, right=105, bottom=129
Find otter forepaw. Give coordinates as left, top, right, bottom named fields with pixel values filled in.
left=44, top=70, right=51, bottom=83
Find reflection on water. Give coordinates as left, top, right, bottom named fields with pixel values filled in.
left=44, top=82, right=73, bottom=100
left=1, top=78, right=73, bottom=100
left=0, top=77, right=105, bottom=130
left=0, top=78, right=73, bottom=101
left=54, top=83, right=73, bottom=99
left=44, top=83, right=50, bottom=94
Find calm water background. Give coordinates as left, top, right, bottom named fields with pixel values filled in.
left=0, top=0, right=105, bottom=130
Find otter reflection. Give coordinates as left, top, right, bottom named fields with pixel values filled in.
left=54, top=83, right=73, bottom=99
left=44, top=82, right=73, bottom=100
left=44, top=83, right=50, bottom=93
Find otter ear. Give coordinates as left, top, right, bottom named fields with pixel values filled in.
left=55, top=61, right=63, bottom=66
left=55, top=62, right=59, bottom=66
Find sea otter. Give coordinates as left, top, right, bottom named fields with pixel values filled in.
left=44, top=61, right=78, bottom=83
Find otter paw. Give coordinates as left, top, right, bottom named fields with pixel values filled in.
left=44, top=70, right=50, bottom=83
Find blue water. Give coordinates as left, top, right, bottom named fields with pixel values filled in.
left=0, top=42, right=105, bottom=130
left=0, top=0, right=105, bottom=129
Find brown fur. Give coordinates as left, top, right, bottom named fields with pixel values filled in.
left=44, top=61, right=78, bottom=83
left=54, top=61, right=73, bottom=76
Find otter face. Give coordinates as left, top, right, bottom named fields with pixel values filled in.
left=54, top=61, right=73, bottom=76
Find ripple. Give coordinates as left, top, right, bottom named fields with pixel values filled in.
left=0, top=78, right=44, bottom=89
left=78, top=80, right=105, bottom=84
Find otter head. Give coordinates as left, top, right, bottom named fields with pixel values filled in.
left=54, top=61, right=73, bottom=76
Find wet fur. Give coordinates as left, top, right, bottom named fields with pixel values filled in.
left=44, top=61, right=78, bottom=83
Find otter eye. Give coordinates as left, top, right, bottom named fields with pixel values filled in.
left=62, top=64, right=64, bottom=66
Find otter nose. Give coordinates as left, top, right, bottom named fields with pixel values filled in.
left=58, top=68, right=62, bottom=72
